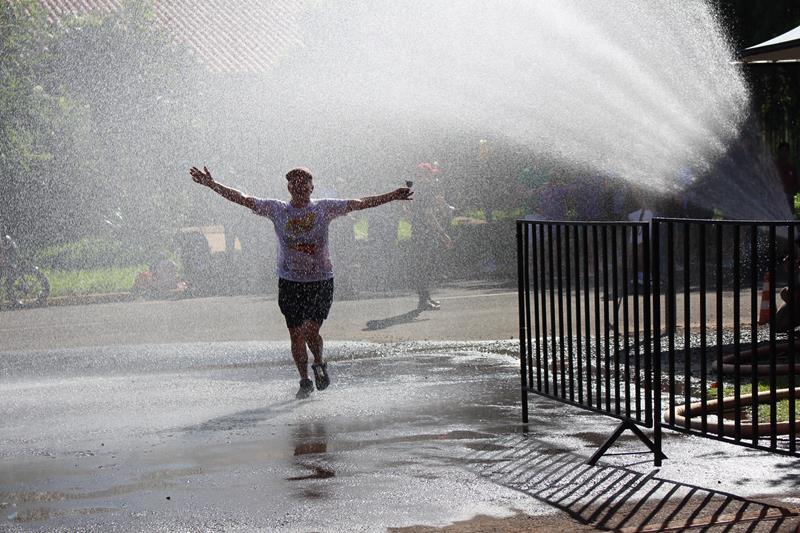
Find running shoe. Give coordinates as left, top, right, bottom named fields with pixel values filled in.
left=296, top=378, right=314, bottom=399
left=312, top=362, right=330, bottom=390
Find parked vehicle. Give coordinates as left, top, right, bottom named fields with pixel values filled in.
left=0, top=235, right=49, bottom=308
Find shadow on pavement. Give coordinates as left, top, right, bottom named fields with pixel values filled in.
left=364, top=308, right=426, bottom=331
left=466, top=434, right=799, bottom=531
left=186, top=400, right=296, bottom=432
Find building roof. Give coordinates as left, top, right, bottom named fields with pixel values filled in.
left=741, top=24, right=800, bottom=63
left=36, top=0, right=306, bottom=74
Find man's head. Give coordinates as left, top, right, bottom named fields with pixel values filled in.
left=286, top=167, right=314, bottom=182
left=286, top=167, right=314, bottom=202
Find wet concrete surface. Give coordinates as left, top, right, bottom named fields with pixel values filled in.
left=0, top=341, right=551, bottom=531
left=0, top=340, right=798, bottom=531
left=1, top=289, right=799, bottom=531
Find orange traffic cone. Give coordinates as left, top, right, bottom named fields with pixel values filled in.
left=757, top=272, right=771, bottom=325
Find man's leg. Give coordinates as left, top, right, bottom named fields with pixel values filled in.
left=416, top=280, right=440, bottom=309
left=289, top=326, right=310, bottom=379
left=414, top=243, right=440, bottom=309
left=417, top=285, right=429, bottom=306
left=302, top=319, right=331, bottom=390
left=302, top=320, right=324, bottom=364
left=289, top=325, right=315, bottom=398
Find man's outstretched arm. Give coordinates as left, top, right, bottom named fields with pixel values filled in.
left=345, top=188, right=413, bottom=213
left=190, top=166, right=256, bottom=210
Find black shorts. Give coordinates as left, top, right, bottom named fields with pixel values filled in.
left=278, top=278, right=335, bottom=328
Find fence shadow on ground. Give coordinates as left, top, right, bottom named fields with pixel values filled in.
left=466, top=434, right=798, bottom=532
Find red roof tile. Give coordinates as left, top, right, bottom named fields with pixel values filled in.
left=35, top=0, right=305, bottom=74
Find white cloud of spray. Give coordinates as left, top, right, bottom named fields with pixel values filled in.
left=292, top=1, right=785, bottom=219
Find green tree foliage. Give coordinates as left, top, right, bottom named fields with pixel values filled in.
left=45, top=2, right=203, bottom=251
left=2, top=0, right=203, bottom=253
left=0, top=1, right=80, bottom=245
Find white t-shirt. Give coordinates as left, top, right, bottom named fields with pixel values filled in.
left=252, top=198, right=349, bottom=282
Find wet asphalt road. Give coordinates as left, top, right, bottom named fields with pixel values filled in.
left=0, top=284, right=521, bottom=353
left=1, top=288, right=799, bottom=531
left=0, top=339, right=551, bottom=531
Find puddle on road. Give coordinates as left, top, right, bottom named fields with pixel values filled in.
left=2, top=341, right=549, bottom=530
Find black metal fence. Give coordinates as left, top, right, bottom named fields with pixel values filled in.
left=517, top=220, right=661, bottom=465
left=653, top=218, right=799, bottom=457
left=517, top=218, right=800, bottom=464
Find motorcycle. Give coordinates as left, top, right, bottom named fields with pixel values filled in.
left=0, top=235, right=50, bottom=308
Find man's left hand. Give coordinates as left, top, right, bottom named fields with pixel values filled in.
left=393, top=187, right=413, bottom=201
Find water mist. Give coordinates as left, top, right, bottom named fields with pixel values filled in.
left=294, top=0, right=784, bottom=219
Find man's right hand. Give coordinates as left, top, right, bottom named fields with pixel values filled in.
left=190, top=166, right=215, bottom=187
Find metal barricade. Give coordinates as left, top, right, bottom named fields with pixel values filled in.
left=517, top=220, right=662, bottom=465
left=518, top=217, right=800, bottom=464
left=653, top=218, right=799, bottom=457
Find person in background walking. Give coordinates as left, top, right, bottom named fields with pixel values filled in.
left=776, top=141, right=799, bottom=213
left=406, top=162, right=453, bottom=310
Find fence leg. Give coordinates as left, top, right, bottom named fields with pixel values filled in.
left=587, top=420, right=667, bottom=466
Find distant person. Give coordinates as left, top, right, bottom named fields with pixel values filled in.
left=626, top=191, right=654, bottom=287
left=406, top=162, right=453, bottom=310
left=774, top=235, right=800, bottom=333
left=132, top=254, right=178, bottom=298
left=189, top=165, right=412, bottom=399
left=175, top=230, right=212, bottom=296
left=153, top=254, right=178, bottom=293
left=776, top=141, right=799, bottom=212
left=367, top=201, right=401, bottom=289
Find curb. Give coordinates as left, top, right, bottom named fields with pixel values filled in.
left=45, top=292, right=135, bottom=307
left=27, top=278, right=517, bottom=309
left=44, top=288, right=190, bottom=308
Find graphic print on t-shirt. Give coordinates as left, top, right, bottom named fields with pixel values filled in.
left=286, top=212, right=316, bottom=235
left=286, top=212, right=317, bottom=255
left=251, top=197, right=350, bottom=281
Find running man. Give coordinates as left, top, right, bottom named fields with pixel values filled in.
left=189, top=166, right=413, bottom=398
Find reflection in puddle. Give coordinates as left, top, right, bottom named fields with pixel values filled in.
left=286, top=466, right=335, bottom=482
left=293, top=423, right=328, bottom=458
left=287, top=423, right=335, bottom=484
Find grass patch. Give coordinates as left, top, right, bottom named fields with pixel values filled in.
left=36, top=237, right=144, bottom=270
left=353, top=217, right=368, bottom=241
left=760, top=397, right=800, bottom=424
left=709, top=381, right=800, bottom=423
left=44, top=265, right=145, bottom=298
left=398, top=218, right=411, bottom=241
left=352, top=217, right=413, bottom=241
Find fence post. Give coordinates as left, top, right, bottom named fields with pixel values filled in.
left=517, top=221, right=529, bottom=424
left=651, top=219, right=662, bottom=467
